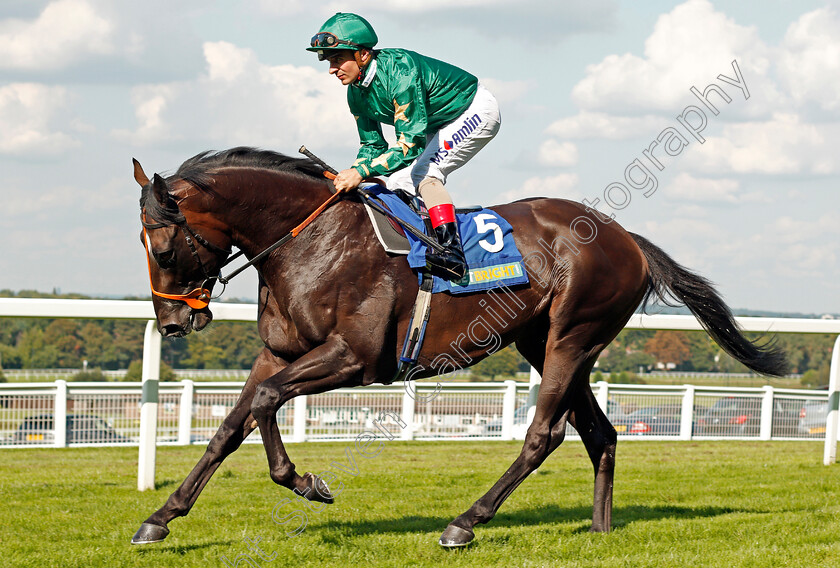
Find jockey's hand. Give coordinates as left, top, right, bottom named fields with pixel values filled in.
left=333, top=168, right=363, bottom=193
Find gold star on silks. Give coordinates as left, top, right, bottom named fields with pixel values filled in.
left=371, top=152, right=393, bottom=170
left=395, top=133, right=415, bottom=156
left=351, top=158, right=370, bottom=175
left=393, top=99, right=410, bottom=122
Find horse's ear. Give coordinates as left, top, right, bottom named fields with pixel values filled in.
left=152, top=173, right=169, bottom=205
left=133, top=158, right=150, bottom=187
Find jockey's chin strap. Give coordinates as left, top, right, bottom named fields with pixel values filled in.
left=354, top=51, right=376, bottom=88
left=143, top=170, right=345, bottom=310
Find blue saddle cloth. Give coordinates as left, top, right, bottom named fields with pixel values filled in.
left=362, top=185, right=529, bottom=294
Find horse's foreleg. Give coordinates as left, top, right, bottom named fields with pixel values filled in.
left=250, top=337, right=363, bottom=501
left=131, top=349, right=284, bottom=544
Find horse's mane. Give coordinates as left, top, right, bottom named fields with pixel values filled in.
left=140, top=147, right=329, bottom=222
left=174, top=147, right=328, bottom=193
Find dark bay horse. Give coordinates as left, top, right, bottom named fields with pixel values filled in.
left=130, top=147, right=787, bottom=547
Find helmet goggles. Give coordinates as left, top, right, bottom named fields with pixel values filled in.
left=310, top=32, right=365, bottom=50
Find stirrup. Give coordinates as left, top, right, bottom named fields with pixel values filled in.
left=391, top=273, right=434, bottom=383
left=424, top=253, right=467, bottom=280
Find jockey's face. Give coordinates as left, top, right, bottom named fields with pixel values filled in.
left=326, top=49, right=368, bottom=85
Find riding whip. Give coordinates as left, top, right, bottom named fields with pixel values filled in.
left=298, top=146, right=447, bottom=254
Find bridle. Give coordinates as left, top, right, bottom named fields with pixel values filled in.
left=142, top=171, right=346, bottom=310
left=142, top=214, right=235, bottom=310
left=141, top=147, right=445, bottom=312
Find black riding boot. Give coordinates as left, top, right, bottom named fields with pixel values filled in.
left=425, top=221, right=467, bottom=280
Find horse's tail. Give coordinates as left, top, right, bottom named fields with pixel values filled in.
left=630, top=233, right=789, bottom=377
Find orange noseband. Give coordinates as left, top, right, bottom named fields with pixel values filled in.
left=143, top=227, right=212, bottom=310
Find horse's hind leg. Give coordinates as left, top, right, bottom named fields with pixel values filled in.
left=520, top=324, right=616, bottom=532
left=569, top=382, right=616, bottom=532
left=439, top=340, right=586, bottom=547
left=131, top=348, right=284, bottom=544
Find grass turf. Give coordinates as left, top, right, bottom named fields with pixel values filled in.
left=0, top=440, right=838, bottom=567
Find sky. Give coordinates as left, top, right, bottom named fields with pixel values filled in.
left=0, top=0, right=838, bottom=315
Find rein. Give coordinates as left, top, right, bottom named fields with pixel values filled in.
left=144, top=170, right=344, bottom=309
left=145, top=147, right=444, bottom=310
left=216, top=174, right=345, bottom=285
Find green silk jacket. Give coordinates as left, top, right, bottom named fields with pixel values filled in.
left=347, top=48, right=478, bottom=177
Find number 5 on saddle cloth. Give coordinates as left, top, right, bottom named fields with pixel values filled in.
left=359, top=183, right=529, bottom=383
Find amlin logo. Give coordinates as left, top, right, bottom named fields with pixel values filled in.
left=430, top=114, right=483, bottom=164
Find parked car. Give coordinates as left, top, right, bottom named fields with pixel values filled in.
left=482, top=406, right=530, bottom=438
left=613, top=405, right=682, bottom=436
left=12, top=413, right=130, bottom=444
left=797, top=400, right=829, bottom=437
left=482, top=399, right=630, bottom=438
left=605, top=399, right=629, bottom=426
left=695, top=396, right=800, bottom=437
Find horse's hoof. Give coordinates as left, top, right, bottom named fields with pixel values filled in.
left=131, top=522, right=170, bottom=545
left=439, top=524, right=475, bottom=548
left=302, top=472, right=334, bottom=504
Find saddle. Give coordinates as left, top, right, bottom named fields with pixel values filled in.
left=357, top=184, right=530, bottom=384
left=362, top=187, right=482, bottom=255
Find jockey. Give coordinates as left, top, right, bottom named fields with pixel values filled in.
left=307, top=12, right=501, bottom=280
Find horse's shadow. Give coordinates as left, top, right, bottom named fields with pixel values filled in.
left=312, top=503, right=743, bottom=538
left=154, top=478, right=180, bottom=491
left=134, top=540, right=237, bottom=555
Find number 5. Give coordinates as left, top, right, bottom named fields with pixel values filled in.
left=474, top=213, right=504, bottom=253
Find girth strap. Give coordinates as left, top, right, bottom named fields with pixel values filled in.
left=391, top=272, right=435, bottom=384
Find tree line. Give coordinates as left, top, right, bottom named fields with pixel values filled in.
left=0, top=290, right=262, bottom=378
left=0, top=290, right=834, bottom=386
left=401, top=327, right=834, bottom=387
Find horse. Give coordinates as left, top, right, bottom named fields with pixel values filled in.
left=130, top=147, right=788, bottom=547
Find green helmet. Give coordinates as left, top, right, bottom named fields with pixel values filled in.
left=307, top=13, right=378, bottom=60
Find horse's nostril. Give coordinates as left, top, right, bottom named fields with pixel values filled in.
left=162, top=324, right=187, bottom=338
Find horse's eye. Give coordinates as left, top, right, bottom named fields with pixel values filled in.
left=154, top=249, right=176, bottom=269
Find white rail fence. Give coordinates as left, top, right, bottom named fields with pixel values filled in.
left=0, top=298, right=838, bottom=489
left=0, top=378, right=830, bottom=446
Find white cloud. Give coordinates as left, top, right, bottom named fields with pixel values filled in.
left=559, top=1, right=840, bottom=168
left=1, top=174, right=133, bottom=219
left=646, top=212, right=840, bottom=287
left=0, top=83, right=77, bottom=155
left=772, top=214, right=840, bottom=246
left=546, top=111, right=659, bottom=140
left=643, top=217, right=721, bottom=241
left=778, top=7, right=840, bottom=113
left=498, top=173, right=580, bottom=203
left=758, top=214, right=840, bottom=277
left=537, top=139, right=578, bottom=167
left=663, top=173, right=740, bottom=203
left=477, top=78, right=532, bottom=106
left=319, top=1, right=617, bottom=39
left=113, top=41, right=357, bottom=150
left=683, top=113, right=828, bottom=175
left=640, top=217, right=723, bottom=272
left=0, top=0, right=114, bottom=70
left=570, top=0, right=780, bottom=117
left=256, top=0, right=310, bottom=16
left=204, top=41, right=256, bottom=82
left=1, top=185, right=84, bottom=218
left=112, top=84, right=178, bottom=145
left=327, top=0, right=496, bottom=12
